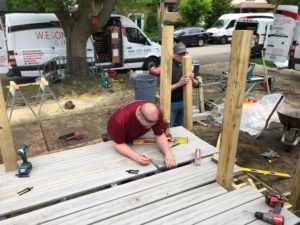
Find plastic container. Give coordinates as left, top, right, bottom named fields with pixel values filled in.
left=133, top=74, right=157, bottom=102
left=192, top=59, right=200, bottom=76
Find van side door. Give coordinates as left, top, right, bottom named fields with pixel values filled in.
left=0, top=18, right=9, bottom=74
left=123, top=26, right=151, bottom=66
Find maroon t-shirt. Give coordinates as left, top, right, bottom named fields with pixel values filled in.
left=107, top=100, right=165, bottom=144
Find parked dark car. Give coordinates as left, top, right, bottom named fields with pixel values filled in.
left=156, top=27, right=208, bottom=47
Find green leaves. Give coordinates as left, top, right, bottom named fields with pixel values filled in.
left=179, top=0, right=211, bottom=26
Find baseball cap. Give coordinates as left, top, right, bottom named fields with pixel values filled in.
left=173, top=42, right=186, bottom=55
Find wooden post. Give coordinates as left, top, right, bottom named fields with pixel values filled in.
left=159, top=26, right=173, bottom=129
left=183, top=55, right=193, bottom=131
left=290, top=158, right=300, bottom=211
left=0, top=79, right=17, bottom=172
left=197, top=76, right=205, bottom=113
left=261, top=50, right=271, bottom=94
left=216, top=30, right=252, bottom=189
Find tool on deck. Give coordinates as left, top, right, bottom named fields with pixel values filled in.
left=15, top=144, right=32, bottom=178
left=240, top=167, right=290, bottom=178
left=150, top=159, right=166, bottom=171
left=58, top=132, right=83, bottom=142
left=17, top=187, right=33, bottom=196
left=126, top=170, right=139, bottom=174
left=133, top=137, right=188, bottom=145
left=266, top=189, right=284, bottom=214
left=254, top=211, right=284, bottom=225
left=194, top=149, right=202, bottom=166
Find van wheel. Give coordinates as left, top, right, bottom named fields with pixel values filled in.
left=220, top=36, right=228, bottom=44
left=143, top=57, right=159, bottom=70
left=198, top=38, right=204, bottom=47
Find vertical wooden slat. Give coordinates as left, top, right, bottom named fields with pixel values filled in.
left=216, top=30, right=252, bottom=189
left=183, top=55, right=193, bottom=131
left=290, top=158, right=300, bottom=211
left=197, top=76, right=205, bottom=113
left=0, top=80, right=17, bottom=172
left=159, top=26, right=173, bottom=128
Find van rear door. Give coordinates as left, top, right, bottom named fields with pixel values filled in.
left=0, top=18, right=9, bottom=74
left=265, top=5, right=298, bottom=63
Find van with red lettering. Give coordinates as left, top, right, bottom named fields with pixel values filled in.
left=2, top=13, right=66, bottom=77
left=0, top=18, right=9, bottom=74
left=1, top=13, right=161, bottom=77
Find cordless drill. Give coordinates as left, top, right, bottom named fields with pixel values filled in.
left=254, top=189, right=285, bottom=225
left=255, top=212, right=284, bottom=225
left=266, top=189, right=285, bottom=214
left=16, top=144, right=32, bottom=177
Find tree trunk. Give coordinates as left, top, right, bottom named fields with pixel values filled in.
left=55, top=0, right=117, bottom=80
left=66, top=29, right=90, bottom=79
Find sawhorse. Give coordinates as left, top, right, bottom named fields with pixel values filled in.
left=6, top=81, right=37, bottom=122
left=36, top=77, right=64, bottom=115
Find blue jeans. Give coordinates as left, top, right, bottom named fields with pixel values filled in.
left=170, top=101, right=184, bottom=127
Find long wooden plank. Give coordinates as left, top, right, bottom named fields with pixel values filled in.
left=183, top=55, right=193, bottom=130
left=290, top=157, right=300, bottom=211
left=145, top=186, right=262, bottom=225
left=0, top=160, right=219, bottom=224
left=0, top=79, right=17, bottom=171
left=95, top=183, right=226, bottom=225
left=217, top=30, right=252, bottom=189
left=159, top=26, right=173, bottom=127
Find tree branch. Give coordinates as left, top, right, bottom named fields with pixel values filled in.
left=96, top=0, right=117, bottom=27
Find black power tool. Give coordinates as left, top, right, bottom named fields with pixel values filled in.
left=16, top=144, right=32, bottom=177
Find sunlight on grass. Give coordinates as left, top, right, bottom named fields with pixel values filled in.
left=3, top=72, right=134, bottom=102
left=251, top=56, right=276, bottom=68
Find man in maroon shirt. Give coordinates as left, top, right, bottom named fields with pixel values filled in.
left=107, top=100, right=176, bottom=168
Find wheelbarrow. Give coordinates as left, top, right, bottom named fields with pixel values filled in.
left=277, top=103, right=300, bottom=146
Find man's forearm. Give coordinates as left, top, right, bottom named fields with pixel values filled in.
left=112, top=142, right=138, bottom=160
left=155, top=133, right=172, bottom=156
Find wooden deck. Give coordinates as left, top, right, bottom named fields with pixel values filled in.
left=0, top=126, right=299, bottom=224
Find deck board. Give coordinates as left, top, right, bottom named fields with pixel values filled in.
left=0, top=160, right=222, bottom=225
left=0, top=126, right=299, bottom=225
left=0, top=127, right=218, bottom=218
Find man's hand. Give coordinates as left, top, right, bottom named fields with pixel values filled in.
left=134, top=153, right=150, bottom=166
left=164, top=152, right=177, bottom=168
left=178, top=75, right=190, bottom=87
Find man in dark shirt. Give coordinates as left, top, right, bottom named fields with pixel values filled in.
left=171, top=42, right=199, bottom=127
left=107, top=100, right=176, bottom=168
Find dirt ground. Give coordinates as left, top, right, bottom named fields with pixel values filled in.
left=1, top=68, right=300, bottom=195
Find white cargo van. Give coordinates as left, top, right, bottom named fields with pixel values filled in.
left=207, top=13, right=274, bottom=44
left=265, top=5, right=298, bottom=63
left=1, top=13, right=161, bottom=77
left=235, top=18, right=273, bottom=56
left=289, top=20, right=300, bottom=71
left=0, top=18, right=9, bottom=74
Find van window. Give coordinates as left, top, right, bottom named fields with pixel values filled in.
left=213, top=19, right=230, bottom=28
left=226, top=20, right=236, bottom=29
left=126, top=27, right=147, bottom=44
